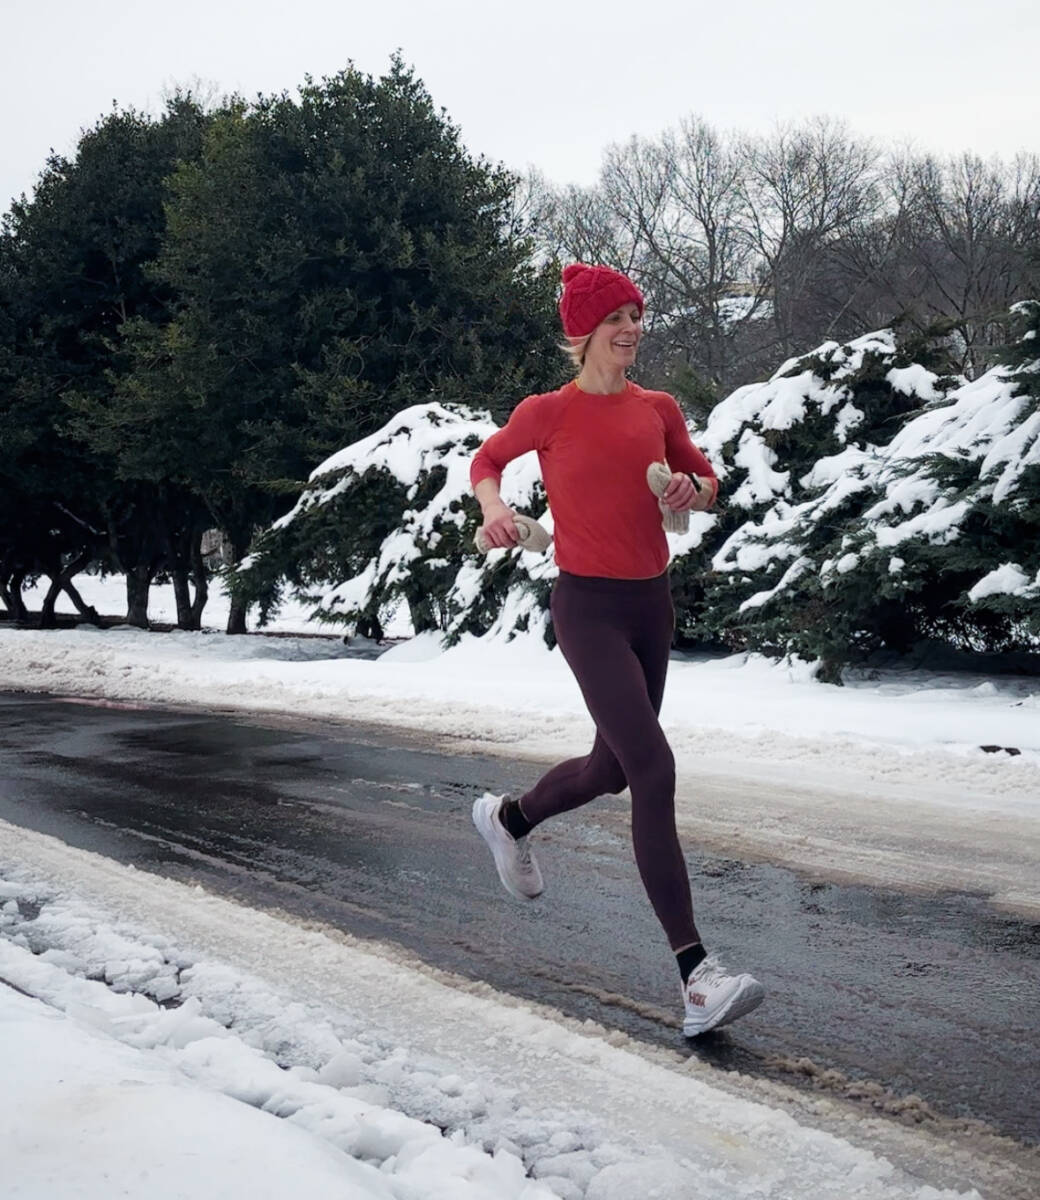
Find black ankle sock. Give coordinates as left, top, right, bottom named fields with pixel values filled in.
left=676, top=943, right=707, bottom=984
left=499, top=798, right=534, bottom=840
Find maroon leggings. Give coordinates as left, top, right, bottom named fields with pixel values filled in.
left=519, top=570, right=700, bottom=951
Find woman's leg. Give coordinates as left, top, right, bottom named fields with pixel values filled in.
left=518, top=730, right=627, bottom=824
left=516, top=579, right=628, bottom=825
left=519, top=580, right=671, bottom=825
left=623, top=583, right=701, bottom=951
left=528, top=574, right=700, bottom=950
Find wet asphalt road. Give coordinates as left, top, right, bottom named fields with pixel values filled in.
left=1, top=692, right=1038, bottom=1151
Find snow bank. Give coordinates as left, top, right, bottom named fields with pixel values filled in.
left=0, top=831, right=986, bottom=1200
left=4, top=619, right=1038, bottom=771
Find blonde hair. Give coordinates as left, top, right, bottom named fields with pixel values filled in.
left=559, top=333, right=591, bottom=373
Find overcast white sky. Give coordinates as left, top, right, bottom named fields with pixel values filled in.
left=2, top=0, right=1039, bottom=213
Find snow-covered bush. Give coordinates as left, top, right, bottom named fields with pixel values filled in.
left=234, top=402, right=555, bottom=644
left=671, top=326, right=957, bottom=661
left=859, top=300, right=1040, bottom=644
left=692, top=306, right=1040, bottom=676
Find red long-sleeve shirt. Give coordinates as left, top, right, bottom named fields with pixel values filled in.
left=471, top=380, right=717, bottom=579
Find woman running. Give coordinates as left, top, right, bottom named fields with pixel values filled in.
left=469, top=263, right=764, bottom=1036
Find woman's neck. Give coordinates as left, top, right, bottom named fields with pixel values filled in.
left=575, top=364, right=628, bottom=395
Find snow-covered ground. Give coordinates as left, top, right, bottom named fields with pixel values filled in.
left=0, top=826, right=1004, bottom=1200
left=3, top=574, right=1039, bottom=1197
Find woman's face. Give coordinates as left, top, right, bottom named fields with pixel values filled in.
left=585, top=303, right=642, bottom=371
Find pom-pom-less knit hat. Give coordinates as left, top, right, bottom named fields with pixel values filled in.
left=558, top=263, right=644, bottom=338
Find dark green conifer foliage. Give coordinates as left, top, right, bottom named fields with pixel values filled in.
left=670, top=325, right=958, bottom=665
left=1, top=97, right=212, bottom=625
left=807, top=305, right=1040, bottom=671
left=123, top=59, right=560, bottom=631
left=676, top=308, right=1039, bottom=680
left=941, top=300, right=1040, bottom=641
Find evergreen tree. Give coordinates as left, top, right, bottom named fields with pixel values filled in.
left=1, top=96, right=213, bottom=626
left=234, top=402, right=553, bottom=645
left=691, top=304, right=1039, bottom=679
left=669, top=323, right=957, bottom=667
left=121, top=59, right=561, bottom=632
left=852, top=300, right=1040, bottom=651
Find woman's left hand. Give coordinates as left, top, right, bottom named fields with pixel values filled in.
left=663, top=472, right=711, bottom=513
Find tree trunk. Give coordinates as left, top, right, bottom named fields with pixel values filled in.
left=171, top=565, right=193, bottom=630
left=62, top=578, right=102, bottom=625
left=405, top=593, right=435, bottom=635
left=816, top=657, right=845, bottom=686
left=41, top=551, right=98, bottom=628
left=225, top=532, right=249, bottom=635
left=1, top=582, right=16, bottom=619
left=159, top=503, right=195, bottom=632
left=0, top=552, right=30, bottom=622
left=226, top=594, right=248, bottom=635
left=39, top=577, right=63, bottom=628
left=159, top=506, right=210, bottom=632
left=189, top=529, right=209, bottom=628
left=2, top=568, right=31, bottom=623
left=125, top=565, right=153, bottom=628
left=356, top=612, right=384, bottom=640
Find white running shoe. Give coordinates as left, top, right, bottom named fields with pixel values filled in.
left=472, top=793, right=543, bottom=900
left=682, top=955, right=765, bottom=1036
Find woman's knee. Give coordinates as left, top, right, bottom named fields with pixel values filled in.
left=626, top=741, right=675, bottom=798
left=599, top=763, right=628, bottom=795
left=580, top=755, right=627, bottom=796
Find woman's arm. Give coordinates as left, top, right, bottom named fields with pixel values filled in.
left=474, top=478, right=520, bottom=549
left=470, top=394, right=547, bottom=547
left=660, top=396, right=718, bottom=513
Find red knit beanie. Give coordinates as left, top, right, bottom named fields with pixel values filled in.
left=558, top=263, right=644, bottom=338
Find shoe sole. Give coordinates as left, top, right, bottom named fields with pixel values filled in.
left=472, top=797, right=543, bottom=901
left=682, top=976, right=765, bottom=1037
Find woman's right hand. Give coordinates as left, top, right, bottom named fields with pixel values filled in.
left=478, top=501, right=520, bottom=549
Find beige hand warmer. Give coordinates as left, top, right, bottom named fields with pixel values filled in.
left=474, top=513, right=553, bottom=554
left=646, top=462, right=690, bottom=534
